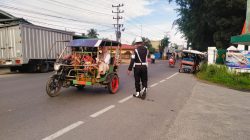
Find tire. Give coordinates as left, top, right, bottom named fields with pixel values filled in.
left=76, top=85, right=85, bottom=90
left=46, top=77, right=62, bottom=97
left=18, top=66, right=25, bottom=73
left=27, top=64, right=37, bottom=73
left=40, top=62, right=49, bottom=73
left=108, top=74, right=119, bottom=94
left=10, top=67, right=18, bottom=72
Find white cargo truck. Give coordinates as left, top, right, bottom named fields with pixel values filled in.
left=0, top=23, right=73, bottom=72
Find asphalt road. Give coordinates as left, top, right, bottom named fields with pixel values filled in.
left=0, top=60, right=196, bottom=140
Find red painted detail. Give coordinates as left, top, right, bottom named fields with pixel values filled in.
left=242, top=20, right=246, bottom=34
left=169, top=58, right=175, bottom=64
left=181, top=60, right=194, bottom=66
left=15, top=59, right=21, bottom=64
left=78, top=81, right=86, bottom=85
left=111, top=77, right=119, bottom=93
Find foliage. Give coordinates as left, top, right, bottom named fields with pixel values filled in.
left=132, top=37, right=155, bottom=54
left=168, top=0, right=246, bottom=50
left=197, top=64, right=250, bottom=91
left=87, top=28, right=99, bottom=38
left=159, top=36, right=170, bottom=53
left=142, top=37, right=155, bottom=54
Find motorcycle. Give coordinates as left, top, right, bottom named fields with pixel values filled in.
left=168, top=57, right=175, bottom=67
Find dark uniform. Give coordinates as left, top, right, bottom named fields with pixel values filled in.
left=128, top=45, right=149, bottom=99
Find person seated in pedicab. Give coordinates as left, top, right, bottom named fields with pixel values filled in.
left=194, top=54, right=202, bottom=71
left=96, top=46, right=111, bottom=78
left=62, top=47, right=82, bottom=65
left=79, top=54, right=95, bottom=72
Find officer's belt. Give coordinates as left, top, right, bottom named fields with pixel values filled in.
left=134, top=63, right=147, bottom=65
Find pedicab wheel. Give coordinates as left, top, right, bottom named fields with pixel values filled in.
left=46, top=77, right=62, bottom=97
left=108, top=75, right=119, bottom=94
left=76, top=85, right=85, bottom=90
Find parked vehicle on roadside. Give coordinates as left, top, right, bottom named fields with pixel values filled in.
left=46, top=39, right=121, bottom=97
left=179, top=50, right=204, bottom=73
left=0, top=23, right=73, bottom=72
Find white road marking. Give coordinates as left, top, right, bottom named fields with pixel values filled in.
left=166, top=72, right=179, bottom=80
left=159, top=79, right=166, bottom=83
left=150, top=83, right=158, bottom=88
left=90, top=105, right=115, bottom=118
left=118, top=95, right=133, bottom=103
left=42, top=72, right=180, bottom=140
left=42, top=121, right=84, bottom=140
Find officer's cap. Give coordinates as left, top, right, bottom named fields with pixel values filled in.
left=134, top=37, right=143, bottom=44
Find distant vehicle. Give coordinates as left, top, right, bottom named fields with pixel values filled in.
left=169, top=56, right=175, bottom=67
left=179, top=50, right=204, bottom=73
left=0, top=23, right=73, bottom=72
left=46, top=39, right=121, bottom=97
left=150, top=54, right=155, bottom=64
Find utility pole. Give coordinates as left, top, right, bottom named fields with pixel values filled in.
left=112, top=4, right=124, bottom=42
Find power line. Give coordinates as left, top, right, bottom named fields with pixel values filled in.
left=1, top=0, right=167, bottom=41
left=70, top=0, right=162, bottom=37
left=0, top=5, right=112, bottom=28
left=5, top=0, right=165, bottom=38
left=43, top=0, right=113, bottom=16
left=25, top=18, right=114, bottom=34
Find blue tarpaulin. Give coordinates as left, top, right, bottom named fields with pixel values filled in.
left=68, top=39, right=101, bottom=47
left=154, top=52, right=161, bottom=59
left=68, top=39, right=120, bottom=47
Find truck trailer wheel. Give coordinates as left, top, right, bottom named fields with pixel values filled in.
left=40, top=62, right=49, bottom=73
left=10, top=67, right=18, bottom=72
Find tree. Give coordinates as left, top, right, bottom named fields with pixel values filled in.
left=132, top=37, right=155, bottom=54
left=87, top=28, right=99, bottom=38
left=159, top=36, right=170, bottom=58
left=81, top=33, right=87, bottom=37
left=168, top=0, right=246, bottom=50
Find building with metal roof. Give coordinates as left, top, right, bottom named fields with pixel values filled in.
left=0, top=9, right=31, bottom=25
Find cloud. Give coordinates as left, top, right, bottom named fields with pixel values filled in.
left=0, top=0, right=186, bottom=45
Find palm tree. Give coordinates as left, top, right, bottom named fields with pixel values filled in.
left=87, top=28, right=99, bottom=38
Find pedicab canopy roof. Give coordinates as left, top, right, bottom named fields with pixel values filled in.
left=183, top=50, right=205, bottom=55
left=68, top=39, right=120, bottom=47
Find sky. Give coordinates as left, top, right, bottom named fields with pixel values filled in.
left=0, top=0, right=186, bottom=45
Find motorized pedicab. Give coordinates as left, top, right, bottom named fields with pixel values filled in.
left=179, top=50, right=204, bottom=73
left=46, top=39, right=121, bottom=97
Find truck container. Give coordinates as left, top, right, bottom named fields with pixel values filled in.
left=0, top=23, right=73, bottom=72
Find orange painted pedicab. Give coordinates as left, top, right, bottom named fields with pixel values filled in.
left=46, top=39, right=121, bottom=97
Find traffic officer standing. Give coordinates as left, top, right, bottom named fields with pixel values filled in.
left=127, top=37, right=149, bottom=100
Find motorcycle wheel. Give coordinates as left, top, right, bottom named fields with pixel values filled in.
left=76, top=85, right=85, bottom=90
left=46, top=77, right=62, bottom=97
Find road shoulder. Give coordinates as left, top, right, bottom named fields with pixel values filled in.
left=161, top=79, right=250, bottom=140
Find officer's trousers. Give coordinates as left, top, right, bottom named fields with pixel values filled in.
left=133, top=65, right=148, bottom=92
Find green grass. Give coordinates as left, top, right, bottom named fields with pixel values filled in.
left=196, top=64, right=250, bottom=91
